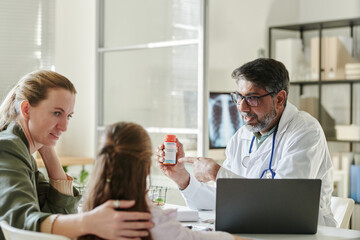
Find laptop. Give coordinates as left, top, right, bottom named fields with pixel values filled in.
left=215, top=178, right=321, bottom=234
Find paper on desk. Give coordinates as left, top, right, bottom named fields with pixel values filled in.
left=176, top=209, right=199, bottom=222
left=162, top=204, right=199, bottom=222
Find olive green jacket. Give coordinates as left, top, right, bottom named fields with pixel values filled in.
left=0, top=122, right=81, bottom=240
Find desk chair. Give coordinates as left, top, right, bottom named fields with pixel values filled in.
left=0, top=221, right=70, bottom=240
left=331, top=196, right=355, bottom=229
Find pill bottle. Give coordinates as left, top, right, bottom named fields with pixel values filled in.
left=163, top=135, right=177, bottom=165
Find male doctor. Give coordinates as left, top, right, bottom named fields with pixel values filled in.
left=157, top=58, right=336, bottom=227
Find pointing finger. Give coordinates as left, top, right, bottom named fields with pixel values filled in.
left=178, top=157, right=197, bottom=164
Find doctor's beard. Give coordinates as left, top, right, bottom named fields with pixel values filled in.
left=241, top=105, right=277, bottom=133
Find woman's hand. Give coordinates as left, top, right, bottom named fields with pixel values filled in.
left=83, top=200, right=154, bottom=240
left=156, top=139, right=190, bottom=190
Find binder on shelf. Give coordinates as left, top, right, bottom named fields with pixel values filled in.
left=327, top=37, right=356, bottom=80
left=311, top=37, right=356, bottom=81
left=335, top=124, right=360, bottom=141
left=345, top=63, right=360, bottom=80
left=350, top=165, right=360, bottom=202
left=310, top=37, right=326, bottom=81
left=299, top=96, right=336, bottom=138
left=275, top=38, right=305, bottom=82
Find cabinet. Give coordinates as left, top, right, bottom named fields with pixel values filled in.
left=269, top=18, right=360, bottom=147
left=269, top=18, right=360, bottom=203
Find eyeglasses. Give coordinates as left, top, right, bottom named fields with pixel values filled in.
left=230, top=91, right=275, bottom=107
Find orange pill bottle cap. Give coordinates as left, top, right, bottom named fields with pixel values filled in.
left=164, top=135, right=176, bottom=142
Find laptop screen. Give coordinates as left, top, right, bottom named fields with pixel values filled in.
left=216, top=178, right=321, bottom=234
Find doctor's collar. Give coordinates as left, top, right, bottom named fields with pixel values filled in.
left=254, top=132, right=262, bottom=140
left=253, top=125, right=277, bottom=140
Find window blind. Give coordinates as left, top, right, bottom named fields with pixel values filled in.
left=0, top=0, right=55, bottom=101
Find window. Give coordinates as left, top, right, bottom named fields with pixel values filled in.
left=0, top=0, right=55, bottom=100
left=96, top=0, right=207, bottom=154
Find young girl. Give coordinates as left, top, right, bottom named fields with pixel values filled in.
left=81, top=121, right=248, bottom=240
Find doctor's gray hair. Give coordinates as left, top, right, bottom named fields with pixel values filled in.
left=231, top=58, right=289, bottom=106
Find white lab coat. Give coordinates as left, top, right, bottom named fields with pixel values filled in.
left=181, top=102, right=337, bottom=227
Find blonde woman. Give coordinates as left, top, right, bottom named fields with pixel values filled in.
left=0, top=70, right=153, bottom=240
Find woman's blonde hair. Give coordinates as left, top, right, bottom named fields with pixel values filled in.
left=0, top=70, right=76, bottom=131
left=81, top=122, right=153, bottom=240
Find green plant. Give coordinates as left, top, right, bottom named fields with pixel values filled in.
left=62, top=165, right=89, bottom=194
left=79, top=167, right=89, bottom=184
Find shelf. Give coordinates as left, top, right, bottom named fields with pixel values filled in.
left=269, top=17, right=360, bottom=152
left=269, top=17, right=360, bottom=31
left=327, top=138, right=360, bottom=143
left=290, top=79, right=360, bottom=85
left=36, top=156, right=94, bottom=168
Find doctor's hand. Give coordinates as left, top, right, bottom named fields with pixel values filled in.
left=156, top=139, right=190, bottom=190
left=179, top=157, right=221, bottom=183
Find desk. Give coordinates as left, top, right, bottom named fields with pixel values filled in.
left=165, top=205, right=360, bottom=240
left=236, top=227, right=360, bottom=239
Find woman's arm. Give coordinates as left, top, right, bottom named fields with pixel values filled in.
left=52, top=200, right=154, bottom=239
left=38, top=146, right=67, bottom=180
left=0, top=147, right=53, bottom=231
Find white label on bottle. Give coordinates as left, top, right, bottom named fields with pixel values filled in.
left=164, top=142, right=177, bottom=164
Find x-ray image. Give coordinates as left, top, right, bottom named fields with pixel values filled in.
left=208, top=92, right=243, bottom=149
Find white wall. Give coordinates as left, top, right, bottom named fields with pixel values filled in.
left=299, top=0, right=360, bottom=22
left=54, top=0, right=359, bottom=157
left=208, top=0, right=360, bottom=93
left=54, top=0, right=96, bottom=158
left=208, top=0, right=300, bottom=92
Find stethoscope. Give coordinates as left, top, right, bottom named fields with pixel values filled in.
left=243, top=124, right=279, bottom=179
